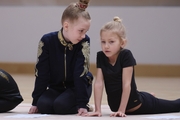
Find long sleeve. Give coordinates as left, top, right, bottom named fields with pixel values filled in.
left=73, top=39, right=92, bottom=109
left=32, top=36, right=50, bottom=106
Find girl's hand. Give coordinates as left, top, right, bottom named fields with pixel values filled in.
left=84, top=111, right=102, bottom=117
left=110, top=111, right=126, bottom=117
left=28, top=106, right=38, bottom=114
left=77, top=108, right=88, bottom=116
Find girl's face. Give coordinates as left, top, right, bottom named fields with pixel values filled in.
left=100, top=30, right=123, bottom=59
left=63, top=17, right=91, bottom=44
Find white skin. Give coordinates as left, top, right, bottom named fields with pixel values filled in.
left=85, top=30, right=133, bottom=117
left=28, top=17, right=91, bottom=115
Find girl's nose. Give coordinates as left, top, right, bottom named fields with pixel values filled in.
left=81, top=34, right=85, bottom=39
left=105, top=43, right=109, bottom=48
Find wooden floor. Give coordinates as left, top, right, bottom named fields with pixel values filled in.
left=0, top=74, right=180, bottom=120
left=13, top=74, right=180, bottom=104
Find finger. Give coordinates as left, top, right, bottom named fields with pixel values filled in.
left=85, top=113, right=101, bottom=117
left=118, top=113, right=124, bottom=117
left=110, top=113, right=115, bottom=117
left=114, top=113, right=119, bottom=117
left=77, top=112, right=81, bottom=116
left=80, top=112, right=87, bottom=116
left=98, top=114, right=102, bottom=117
left=89, top=113, right=98, bottom=116
left=77, top=111, right=83, bottom=116
left=83, top=113, right=89, bottom=117
left=35, top=109, right=38, bottom=113
left=118, top=113, right=126, bottom=117
left=28, top=109, right=31, bottom=114
left=28, top=109, right=33, bottom=114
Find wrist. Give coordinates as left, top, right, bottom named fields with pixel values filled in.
left=118, top=108, right=125, bottom=113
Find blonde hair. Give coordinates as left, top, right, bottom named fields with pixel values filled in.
left=61, top=0, right=91, bottom=24
left=100, top=16, right=126, bottom=41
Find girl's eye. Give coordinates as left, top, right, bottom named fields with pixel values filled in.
left=101, top=41, right=105, bottom=44
left=79, top=30, right=84, bottom=33
left=110, top=41, right=114, bottom=44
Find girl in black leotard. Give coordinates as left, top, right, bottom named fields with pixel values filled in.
left=86, top=16, right=180, bottom=117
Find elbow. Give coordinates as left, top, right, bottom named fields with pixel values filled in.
left=94, top=80, right=104, bottom=89
left=123, top=84, right=131, bottom=92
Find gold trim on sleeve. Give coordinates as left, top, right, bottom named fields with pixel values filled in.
left=0, top=71, right=9, bottom=82
left=37, top=41, right=44, bottom=58
left=80, top=41, right=90, bottom=77
left=35, top=40, right=44, bottom=77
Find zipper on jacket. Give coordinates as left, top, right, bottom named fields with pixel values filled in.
left=63, top=47, right=67, bottom=89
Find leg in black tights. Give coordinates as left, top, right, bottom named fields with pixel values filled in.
left=37, top=88, right=60, bottom=114
left=37, top=81, right=92, bottom=114
left=37, top=87, right=91, bottom=114
left=53, top=88, right=78, bottom=114
left=129, top=92, right=180, bottom=114
left=53, top=85, right=92, bottom=114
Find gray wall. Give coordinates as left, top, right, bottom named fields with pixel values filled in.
left=0, top=6, right=180, bottom=64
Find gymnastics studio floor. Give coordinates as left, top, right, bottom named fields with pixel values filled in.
left=0, top=74, right=180, bottom=120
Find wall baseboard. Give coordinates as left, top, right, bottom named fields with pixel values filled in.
left=0, top=62, right=180, bottom=77
left=0, top=62, right=35, bottom=74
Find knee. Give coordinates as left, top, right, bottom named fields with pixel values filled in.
left=37, top=99, right=53, bottom=114
left=53, top=100, right=67, bottom=114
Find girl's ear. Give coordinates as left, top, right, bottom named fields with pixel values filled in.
left=121, top=39, right=127, bottom=48
left=63, top=21, right=69, bottom=32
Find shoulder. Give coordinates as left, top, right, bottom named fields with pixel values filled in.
left=121, top=49, right=132, bottom=54
left=97, top=51, right=104, bottom=56
left=97, top=51, right=106, bottom=59
left=85, top=34, right=90, bottom=41
left=41, top=31, right=58, bottom=42
left=96, top=51, right=106, bottom=67
left=120, top=49, right=136, bottom=66
left=120, top=49, right=134, bottom=57
left=42, top=31, right=58, bottom=38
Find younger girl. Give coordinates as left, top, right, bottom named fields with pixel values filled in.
left=29, top=0, right=93, bottom=116
left=88, top=16, right=180, bottom=117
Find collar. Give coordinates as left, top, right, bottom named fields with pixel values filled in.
left=58, top=29, right=73, bottom=50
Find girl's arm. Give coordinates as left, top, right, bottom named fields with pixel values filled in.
left=94, top=68, right=104, bottom=112
left=87, top=68, right=104, bottom=117
left=111, top=66, right=133, bottom=117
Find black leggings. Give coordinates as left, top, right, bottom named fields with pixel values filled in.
left=128, top=92, right=180, bottom=114
left=37, top=87, right=92, bottom=114
left=0, top=99, right=21, bottom=112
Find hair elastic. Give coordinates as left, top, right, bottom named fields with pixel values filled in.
left=77, top=2, right=88, bottom=10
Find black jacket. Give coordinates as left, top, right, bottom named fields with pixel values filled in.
left=32, top=30, right=93, bottom=109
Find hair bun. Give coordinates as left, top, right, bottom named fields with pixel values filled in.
left=80, top=0, right=90, bottom=4
left=113, top=16, right=122, bottom=23
left=77, top=0, right=90, bottom=10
